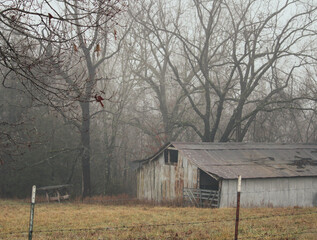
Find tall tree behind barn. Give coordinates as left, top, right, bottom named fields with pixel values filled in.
left=130, top=0, right=317, bottom=143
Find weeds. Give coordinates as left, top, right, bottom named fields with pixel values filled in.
left=0, top=199, right=316, bottom=239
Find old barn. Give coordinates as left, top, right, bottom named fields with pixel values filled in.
left=135, top=142, right=317, bottom=208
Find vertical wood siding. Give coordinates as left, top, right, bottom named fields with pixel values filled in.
left=137, top=153, right=198, bottom=201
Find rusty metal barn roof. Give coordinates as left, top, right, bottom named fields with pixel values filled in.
left=171, top=142, right=317, bottom=179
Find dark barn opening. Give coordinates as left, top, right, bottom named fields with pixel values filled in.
left=170, top=150, right=178, bottom=164
left=164, top=149, right=178, bottom=165
left=199, top=170, right=219, bottom=191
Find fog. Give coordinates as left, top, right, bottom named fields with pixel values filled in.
left=1, top=0, right=317, bottom=198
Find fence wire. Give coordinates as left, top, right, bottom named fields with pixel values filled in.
left=1, top=209, right=316, bottom=237
left=244, top=229, right=317, bottom=240
left=2, top=228, right=317, bottom=240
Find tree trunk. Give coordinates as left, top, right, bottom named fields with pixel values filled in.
left=104, top=155, right=111, bottom=194
left=104, top=142, right=114, bottom=194
left=81, top=102, right=91, bottom=198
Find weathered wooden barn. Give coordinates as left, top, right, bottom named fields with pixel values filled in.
left=135, top=142, right=317, bottom=208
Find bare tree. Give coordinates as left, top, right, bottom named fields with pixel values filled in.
left=141, top=0, right=317, bottom=142
left=0, top=0, right=129, bottom=197
left=128, top=0, right=191, bottom=147
left=92, top=41, right=137, bottom=193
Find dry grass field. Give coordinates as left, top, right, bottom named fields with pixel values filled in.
left=0, top=199, right=317, bottom=239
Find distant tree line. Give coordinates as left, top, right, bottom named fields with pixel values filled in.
left=1, top=0, right=317, bottom=198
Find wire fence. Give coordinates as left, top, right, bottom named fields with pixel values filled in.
left=3, top=229, right=316, bottom=240
left=245, top=229, right=317, bottom=240
left=0, top=198, right=140, bottom=206
left=1, top=183, right=317, bottom=240
left=1, top=207, right=316, bottom=238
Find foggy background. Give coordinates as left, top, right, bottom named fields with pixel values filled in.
left=0, top=0, right=317, bottom=198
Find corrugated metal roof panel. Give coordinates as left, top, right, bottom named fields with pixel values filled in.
left=171, top=142, right=317, bottom=179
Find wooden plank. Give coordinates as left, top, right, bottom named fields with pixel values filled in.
left=60, top=194, right=70, bottom=200
left=38, top=184, right=72, bottom=191
left=48, top=194, right=70, bottom=202
left=49, top=196, right=60, bottom=201
left=188, top=189, right=198, bottom=207
left=46, top=192, right=50, bottom=203
left=183, top=188, right=219, bottom=208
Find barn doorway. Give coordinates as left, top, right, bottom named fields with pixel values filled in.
left=183, top=169, right=220, bottom=208
left=199, top=170, right=219, bottom=191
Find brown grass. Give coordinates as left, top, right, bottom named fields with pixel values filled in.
left=0, top=199, right=316, bottom=239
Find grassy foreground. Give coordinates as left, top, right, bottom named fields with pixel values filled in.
left=0, top=199, right=317, bottom=239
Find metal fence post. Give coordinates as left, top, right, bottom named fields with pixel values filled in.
left=234, top=176, right=242, bottom=240
left=28, top=185, right=36, bottom=240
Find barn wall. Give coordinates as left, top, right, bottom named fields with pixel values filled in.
left=137, top=152, right=199, bottom=201
left=220, top=177, right=317, bottom=208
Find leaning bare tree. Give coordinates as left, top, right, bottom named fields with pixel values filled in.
left=0, top=0, right=129, bottom=197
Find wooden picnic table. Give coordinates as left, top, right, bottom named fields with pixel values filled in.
left=38, top=184, right=72, bottom=203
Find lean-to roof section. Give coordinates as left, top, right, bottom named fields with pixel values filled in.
left=172, top=142, right=317, bottom=179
